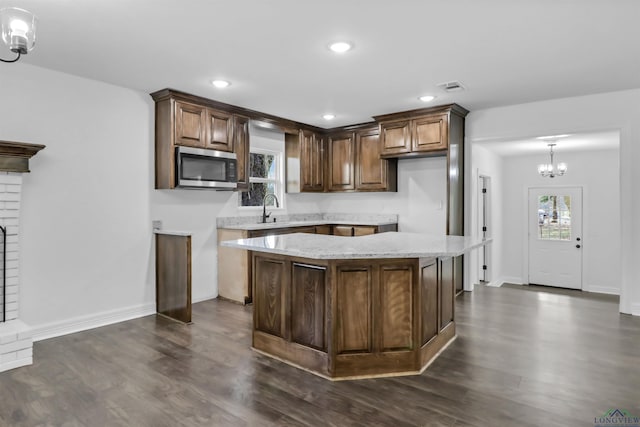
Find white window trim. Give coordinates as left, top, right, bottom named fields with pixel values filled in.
left=239, top=147, right=285, bottom=210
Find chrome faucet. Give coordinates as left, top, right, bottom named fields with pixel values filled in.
left=262, top=193, right=280, bottom=223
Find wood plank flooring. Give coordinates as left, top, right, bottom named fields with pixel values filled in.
left=1, top=284, right=639, bottom=426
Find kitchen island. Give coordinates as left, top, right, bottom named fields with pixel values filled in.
left=222, top=232, right=487, bottom=380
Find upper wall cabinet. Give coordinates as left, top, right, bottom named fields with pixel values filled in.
left=355, top=126, right=396, bottom=192
left=327, top=132, right=355, bottom=192
left=174, top=100, right=234, bottom=152
left=233, top=115, right=250, bottom=191
left=375, top=104, right=467, bottom=159
left=151, top=89, right=247, bottom=189
left=285, top=129, right=325, bottom=193
left=205, top=108, right=234, bottom=152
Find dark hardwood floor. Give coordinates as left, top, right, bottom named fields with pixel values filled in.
left=1, top=284, right=639, bottom=426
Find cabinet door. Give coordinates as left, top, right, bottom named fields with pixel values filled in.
left=233, top=115, right=250, bottom=191
left=412, top=113, right=449, bottom=152
left=356, top=128, right=388, bottom=191
left=327, top=132, right=355, bottom=192
left=301, top=130, right=324, bottom=192
left=174, top=101, right=206, bottom=148
left=205, top=108, right=234, bottom=152
left=333, top=226, right=353, bottom=236
left=420, top=259, right=438, bottom=345
left=353, top=226, right=376, bottom=236
left=380, top=120, right=411, bottom=155
left=439, top=257, right=454, bottom=331
left=315, top=225, right=331, bottom=235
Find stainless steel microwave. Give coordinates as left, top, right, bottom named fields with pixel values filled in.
left=175, top=146, right=237, bottom=190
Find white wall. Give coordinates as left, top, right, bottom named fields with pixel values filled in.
left=468, top=144, right=504, bottom=288
left=500, top=149, right=620, bottom=294
left=467, top=89, right=640, bottom=314
left=1, top=63, right=156, bottom=337
left=315, top=156, right=447, bottom=234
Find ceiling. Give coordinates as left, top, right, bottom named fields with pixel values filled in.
left=474, top=130, right=620, bottom=157
left=5, top=1, right=640, bottom=134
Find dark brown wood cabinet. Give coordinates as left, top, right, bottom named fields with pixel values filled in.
left=286, top=129, right=325, bottom=193
left=355, top=127, right=396, bottom=191
left=301, top=130, right=325, bottom=192
left=379, top=119, right=411, bottom=155
left=251, top=253, right=456, bottom=379
left=174, top=100, right=234, bottom=152
left=327, top=132, right=355, bottom=191
left=376, top=105, right=466, bottom=158
left=151, top=89, right=255, bottom=189
left=412, top=113, right=448, bottom=153
left=175, top=101, right=207, bottom=148
left=218, top=222, right=397, bottom=305
left=233, top=115, right=250, bottom=191
left=205, top=108, right=234, bottom=152
left=325, top=125, right=396, bottom=193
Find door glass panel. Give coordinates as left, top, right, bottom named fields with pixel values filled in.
left=537, top=195, right=571, bottom=241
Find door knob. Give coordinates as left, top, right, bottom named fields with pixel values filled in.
left=576, top=244, right=581, bottom=248
left=576, top=237, right=581, bottom=241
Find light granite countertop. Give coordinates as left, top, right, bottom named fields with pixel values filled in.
left=153, top=230, right=191, bottom=237
left=221, top=231, right=489, bottom=259
left=217, top=213, right=398, bottom=231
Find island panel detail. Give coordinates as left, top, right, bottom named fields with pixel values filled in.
left=251, top=252, right=456, bottom=380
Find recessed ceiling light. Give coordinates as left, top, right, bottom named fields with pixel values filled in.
left=328, top=41, right=352, bottom=53
left=211, top=80, right=230, bottom=88
left=419, top=95, right=436, bottom=102
left=322, top=114, right=336, bottom=120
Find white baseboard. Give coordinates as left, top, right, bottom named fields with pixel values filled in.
left=632, top=303, right=640, bottom=317
left=31, top=302, right=156, bottom=342
left=0, top=355, right=32, bottom=372
left=584, top=285, right=620, bottom=295
left=486, top=276, right=523, bottom=287
left=193, top=293, right=217, bottom=304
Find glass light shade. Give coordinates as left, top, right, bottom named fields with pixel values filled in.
left=1, top=7, right=37, bottom=54
left=538, top=163, right=552, bottom=176
left=557, top=162, right=568, bottom=175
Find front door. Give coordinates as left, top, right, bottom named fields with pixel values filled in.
left=528, top=187, right=583, bottom=289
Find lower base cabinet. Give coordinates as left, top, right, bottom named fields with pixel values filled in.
left=252, top=253, right=456, bottom=380
left=217, top=223, right=397, bottom=304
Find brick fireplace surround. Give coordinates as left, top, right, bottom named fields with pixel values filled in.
left=0, top=140, right=45, bottom=373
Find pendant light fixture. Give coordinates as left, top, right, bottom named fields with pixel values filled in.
left=537, top=142, right=567, bottom=178
left=0, top=7, right=37, bottom=63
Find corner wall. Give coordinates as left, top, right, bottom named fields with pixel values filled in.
left=501, top=149, right=620, bottom=294
left=466, top=89, right=640, bottom=314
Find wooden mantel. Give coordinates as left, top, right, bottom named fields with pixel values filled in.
left=0, top=140, right=46, bottom=173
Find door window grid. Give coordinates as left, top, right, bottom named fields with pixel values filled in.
left=537, top=195, right=571, bottom=241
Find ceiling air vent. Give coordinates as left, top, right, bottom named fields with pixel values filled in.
left=437, top=81, right=466, bottom=92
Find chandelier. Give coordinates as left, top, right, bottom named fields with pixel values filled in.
left=537, top=143, right=567, bottom=178
left=0, top=7, right=37, bottom=63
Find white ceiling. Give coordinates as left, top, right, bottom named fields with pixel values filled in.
left=6, top=0, right=640, bottom=134
left=474, top=130, right=620, bottom=157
